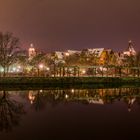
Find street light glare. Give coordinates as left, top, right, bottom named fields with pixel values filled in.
left=46, top=67, right=50, bottom=71
left=65, top=52, right=70, bottom=56
left=39, top=64, right=44, bottom=69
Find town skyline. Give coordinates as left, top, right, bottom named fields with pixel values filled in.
left=28, top=39, right=138, bottom=53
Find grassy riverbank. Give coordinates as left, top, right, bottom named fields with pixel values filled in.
left=0, top=77, right=140, bottom=85
left=0, top=77, right=139, bottom=90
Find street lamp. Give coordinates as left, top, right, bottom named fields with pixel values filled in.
left=82, top=70, right=86, bottom=74
left=38, top=64, right=44, bottom=76
left=39, top=64, right=44, bottom=69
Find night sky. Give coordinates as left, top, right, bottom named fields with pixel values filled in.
left=0, top=0, right=140, bottom=52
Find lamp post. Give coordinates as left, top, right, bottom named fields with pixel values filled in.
left=46, top=67, right=50, bottom=77
left=38, top=64, right=44, bottom=76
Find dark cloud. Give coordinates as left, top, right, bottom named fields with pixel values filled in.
left=0, top=0, right=140, bottom=52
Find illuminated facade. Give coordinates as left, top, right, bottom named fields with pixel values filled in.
left=28, top=43, right=36, bottom=59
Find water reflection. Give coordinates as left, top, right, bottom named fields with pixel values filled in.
left=0, top=87, right=140, bottom=133
left=29, top=90, right=46, bottom=111
left=27, top=87, right=140, bottom=111
left=0, top=91, right=25, bottom=132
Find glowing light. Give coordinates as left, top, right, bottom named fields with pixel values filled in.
left=28, top=92, right=35, bottom=104
left=82, top=70, right=86, bottom=74
left=17, top=65, right=21, bottom=69
left=39, top=64, right=44, bottom=69
left=30, top=43, right=34, bottom=47
left=65, top=94, right=69, bottom=99
left=128, top=108, right=131, bottom=112
left=71, top=89, right=74, bottom=93
left=29, top=48, right=35, bottom=52
left=12, top=67, right=16, bottom=72
left=65, top=52, right=70, bottom=56
left=46, top=67, right=50, bottom=71
left=0, top=68, right=4, bottom=72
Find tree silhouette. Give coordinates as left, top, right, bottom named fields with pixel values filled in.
left=0, top=32, right=21, bottom=77
left=17, top=53, right=29, bottom=75
left=0, top=91, right=25, bottom=132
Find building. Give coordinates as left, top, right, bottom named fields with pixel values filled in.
left=123, top=40, right=136, bottom=56
left=67, top=50, right=81, bottom=55
left=84, top=48, right=115, bottom=65
left=51, top=51, right=65, bottom=65
left=54, top=51, right=64, bottom=60
left=86, top=48, right=105, bottom=57
left=28, top=43, right=36, bottom=59
left=117, top=40, right=137, bottom=65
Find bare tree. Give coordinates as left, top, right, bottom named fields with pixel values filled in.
left=65, top=53, right=80, bottom=66
left=0, top=91, right=25, bottom=132
left=0, top=32, right=20, bottom=77
left=135, top=51, right=140, bottom=67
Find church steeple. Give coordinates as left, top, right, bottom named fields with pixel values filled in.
left=28, top=43, right=36, bottom=59
left=123, top=40, right=136, bottom=56
left=128, top=40, right=136, bottom=55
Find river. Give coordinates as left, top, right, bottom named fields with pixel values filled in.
left=0, top=87, right=140, bottom=140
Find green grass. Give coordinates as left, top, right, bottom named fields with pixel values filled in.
left=0, top=77, right=140, bottom=85
left=0, top=77, right=140, bottom=90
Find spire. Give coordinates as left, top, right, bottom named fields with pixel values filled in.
left=128, top=40, right=136, bottom=56
left=30, top=43, right=34, bottom=48
left=128, top=40, right=133, bottom=49
left=28, top=43, right=36, bottom=59
left=128, top=40, right=132, bottom=44
left=123, top=40, right=136, bottom=56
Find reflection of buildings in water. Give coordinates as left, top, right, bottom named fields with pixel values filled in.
left=27, top=88, right=140, bottom=111
left=65, top=94, right=69, bottom=99
left=28, top=91, right=35, bottom=104
left=1, top=88, right=140, bottom=132
left=125, top=97, right=136, bottom=112
left=28, top=90, right=46, bottom=111
left=65, top=88, right=140, bottom=107
left=88, top=99, right=104, bottom=105
left=28, top=90, right=44, bottom=104
left=71, top=89, right=75, bottom=93
left=28, top=90, right=39, bottom=104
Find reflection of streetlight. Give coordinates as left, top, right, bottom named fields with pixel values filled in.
left=28, top=92, right=35, bottom=104
left=65, top=94, right=69, bottom=99
left=40, top=90, right=43, bottom=93
left=71, top=89, right=75, bottom=93
left=46, top=67, right=50, bottom=71
left=82, top=70, right=86, bottom=74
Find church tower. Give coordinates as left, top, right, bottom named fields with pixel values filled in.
left=28, top=43, right=36, bottom=59
left=128, top=40, right=136, bottom=55
left=123, top=40, right=136, bottom=56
